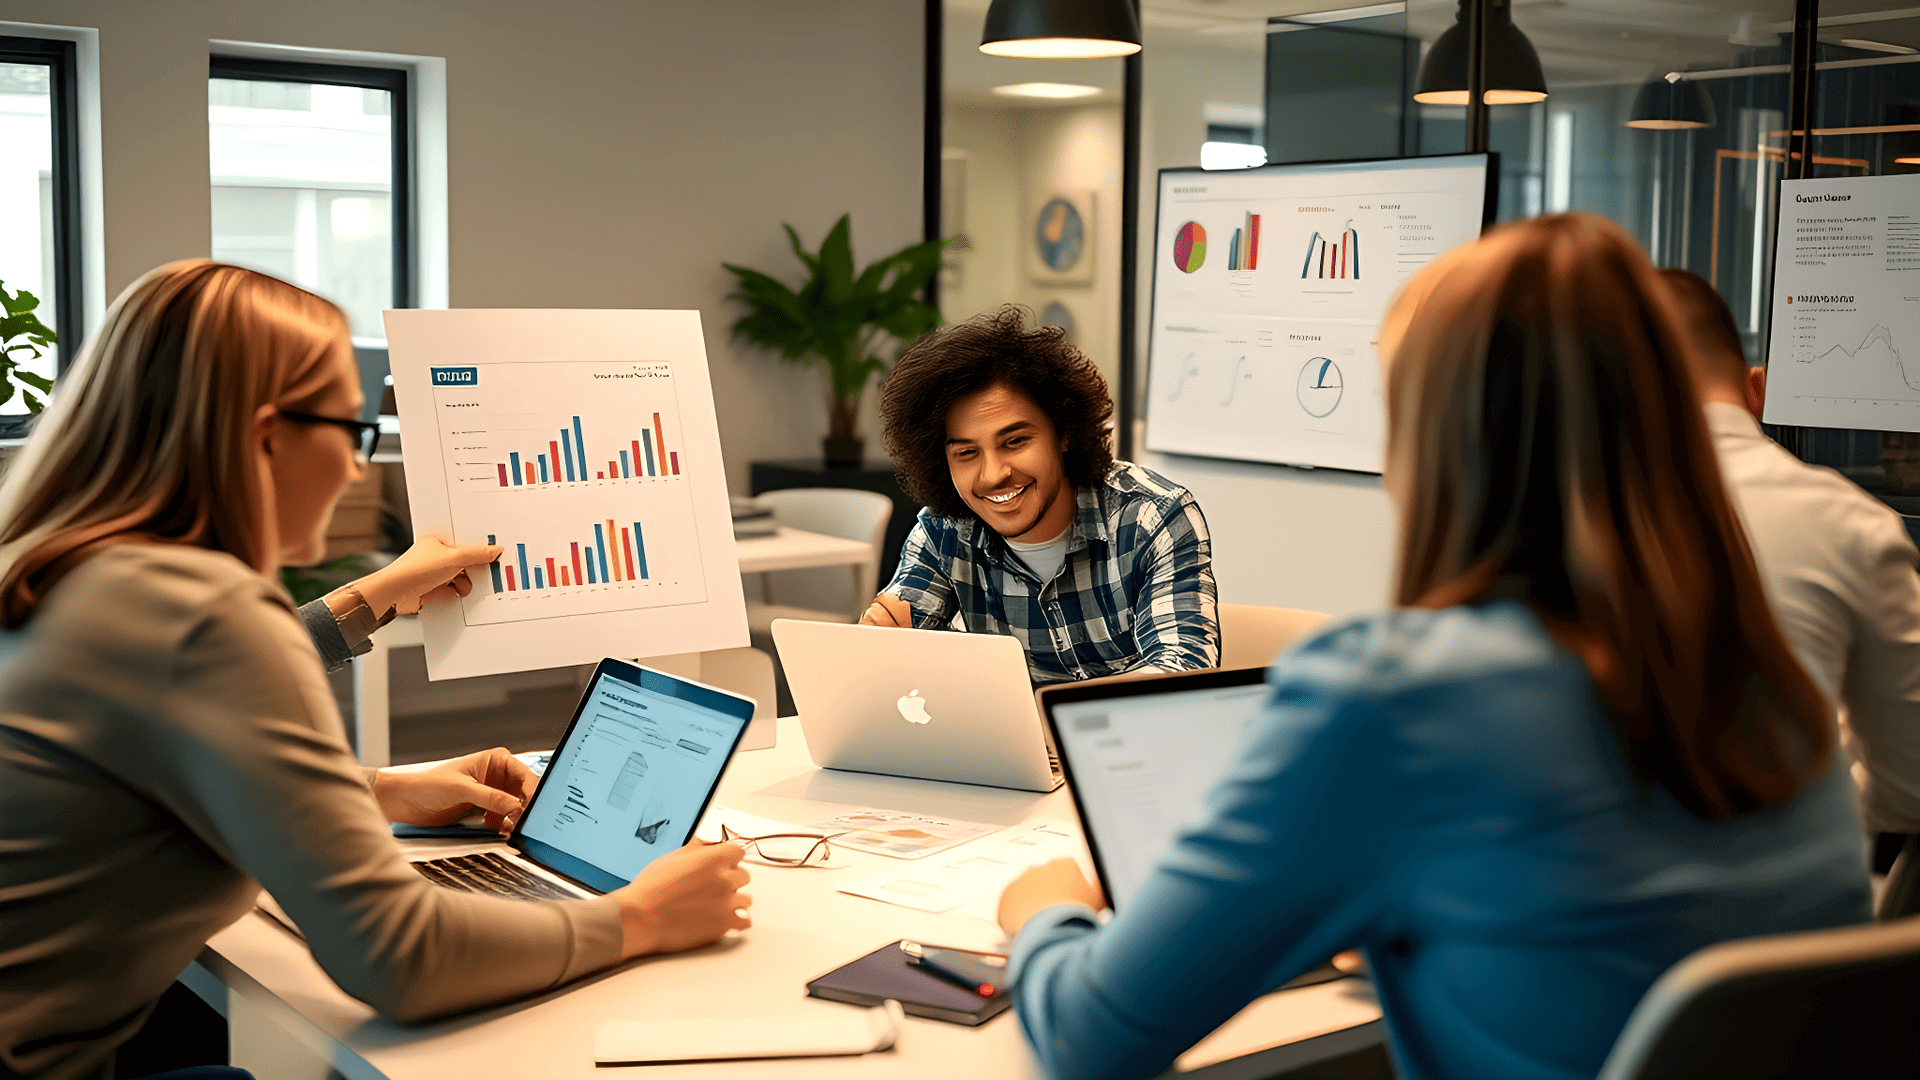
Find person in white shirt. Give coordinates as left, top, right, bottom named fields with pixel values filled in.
left=1662, top=268, right=1920, bottom=835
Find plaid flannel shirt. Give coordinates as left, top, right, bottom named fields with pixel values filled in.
left=883, top=461, right=1219, bottom=684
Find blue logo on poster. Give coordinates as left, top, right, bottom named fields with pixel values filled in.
left=430, top=366, right=478, bottom=385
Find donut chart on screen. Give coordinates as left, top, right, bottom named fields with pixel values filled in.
left=1172, top=222, right=1207, bottom=273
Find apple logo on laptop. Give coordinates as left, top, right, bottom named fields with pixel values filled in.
left=896, top=689, right=933, bottom=725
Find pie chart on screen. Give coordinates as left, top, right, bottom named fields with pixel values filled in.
left=1172, top=222, right=1207, bottom=273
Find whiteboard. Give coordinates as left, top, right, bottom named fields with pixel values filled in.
left=1762, top=173, right=1920, bottom=432
left=1144, top=154, right=1493, bottom=473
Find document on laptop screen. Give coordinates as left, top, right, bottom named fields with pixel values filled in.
left=1052, top=684, right=1272, bottom=908
left=520, top=671, right=743, bottom=882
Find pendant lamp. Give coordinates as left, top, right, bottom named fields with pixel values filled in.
left=1627, top=74, right=1716, bottom=129
left=980, top=0, right=1142, bottom=59
left=1414, top=0, right=1548, bottom=105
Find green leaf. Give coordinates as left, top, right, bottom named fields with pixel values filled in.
left=817, top=215, right=856, bottom=307
left=783, top=224, right=820, bottom=275
left=15, top=370, right=53, bottom=393
left=21, top=391, right=41, bottom=414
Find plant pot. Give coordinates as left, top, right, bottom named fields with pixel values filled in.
left=822, top=434, right=865, bottom=467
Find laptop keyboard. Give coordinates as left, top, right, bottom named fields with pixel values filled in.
left=413, top=852, right=578, bottom=901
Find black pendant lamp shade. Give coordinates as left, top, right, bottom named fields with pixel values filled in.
left=1627, top=75, right=1716, bottom=129
left=980, top=0, right=1142, bottom=59
left=1414, top=0, right=1548, bottom=105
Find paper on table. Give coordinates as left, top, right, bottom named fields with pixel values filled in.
left=841, top=821, right=1079, bottom=913
left=595, top=1000, right=903, bottom=1063
left=808, top=808, right=1000, bottom=860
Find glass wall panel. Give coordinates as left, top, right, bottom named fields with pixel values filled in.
left=0, top=60, right=57, bottom=413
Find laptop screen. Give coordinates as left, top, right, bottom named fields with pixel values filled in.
left=514, top=660, right=751, bottom=894
left=1048, top=678, right=1273, bottom=909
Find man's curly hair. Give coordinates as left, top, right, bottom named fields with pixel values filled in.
left=881, top=305, right=1114, bottom=518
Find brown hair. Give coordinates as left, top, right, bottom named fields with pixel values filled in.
left=1384, top=213, right=1829, bottom=820
left=881, top=305, right=1113, bottom=517
left=1657, top=268, right=1753, bottom=386
left=0, top=260, right=351, bottom=626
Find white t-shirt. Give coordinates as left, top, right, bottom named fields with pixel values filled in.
left=1007, top=530, right=1071, bottom=585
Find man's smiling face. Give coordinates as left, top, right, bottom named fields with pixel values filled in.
left=944, top=382, right=1073, bottom=542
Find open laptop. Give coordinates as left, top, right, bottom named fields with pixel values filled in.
left=410, top=657, right=755, bottom=900
left=1038, top=667, right=1272, bottom=908
left=771, top=619, right=1062, bottom=792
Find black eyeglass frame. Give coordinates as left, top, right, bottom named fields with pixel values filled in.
left=280, top=410, right=381, bottom=458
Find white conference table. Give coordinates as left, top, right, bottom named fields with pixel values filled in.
left=350, top=527, right=875, bottom=766
left=184, top=717, right=1384, bottom=1080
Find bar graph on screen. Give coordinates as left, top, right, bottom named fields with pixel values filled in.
left=425, top=358, right=709, bottom=628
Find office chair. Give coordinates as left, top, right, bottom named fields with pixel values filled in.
left=1595, top=914, right=1920, bottom=1080
left=746, top=488, right=892, bottom=630
left=1216, top=603, right=1330, bottom=670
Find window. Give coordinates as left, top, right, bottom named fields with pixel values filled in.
left=0, top=35, right=82, bottom=403
left=208, top=57, right=410, bottom=347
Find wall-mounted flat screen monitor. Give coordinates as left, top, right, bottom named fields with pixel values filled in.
left=1144, top=153, right=1495, bottom=473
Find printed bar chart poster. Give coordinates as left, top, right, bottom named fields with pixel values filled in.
left=387, top=310, right=747, bottom=680
left=1145, top=154, right=1491, bottom=473
left=1763, top=173, right=1920, bottom=432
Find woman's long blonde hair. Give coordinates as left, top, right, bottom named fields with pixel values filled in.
left=1384, top=213, right=1830, bottom=820
left=0, top=260, right=350, bottom=626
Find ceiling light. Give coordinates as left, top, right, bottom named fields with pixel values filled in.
left=980, top=0, right=1142, bottom=59
left=992, top=82, right=1102, bottom=99
left=1413, top=0, right=1548, bottom=105
left=1200, top=141, right=1267, bottom=170
left=1627, top=74, right=1716, bottom=130
left=1841, top=38, right=1918, bottom=54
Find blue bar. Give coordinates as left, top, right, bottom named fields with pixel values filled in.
left=487, top=534, right=503, bottom=592
left=572, top=417, right=586, bottom=480
left=641, top=431, right=656, bottom=476
left=537, top=454, right=549, bottom=483
left=593, top=524, right=612, bottom=583
left=561, top=431, right=575, bottom=481
left=586, top=551, right=597, bottom=584
left=619, top=450, right=631, bottom=478
left=535, top=567, right=545, bottom=589
left=509, top=452, right=523, bottom=485
left=633, top=522, right=648, bottom=579
left=517, top=543, right=529, bottom=588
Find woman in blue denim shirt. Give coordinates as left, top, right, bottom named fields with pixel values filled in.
left=994, top=214, right=1873, bottom=1080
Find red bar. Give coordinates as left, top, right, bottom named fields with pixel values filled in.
left=549, top=440, right=562, bottom=481
left=1250, top=213, right=1260, bottom=270
left=620, top=527, right=638, bottom=581
left=670, top=451, right=680, bottom=475
left=496, top=463, right=509, bottom=487
left=524, top=463, right=535, bottom=485
left=505, top=566, right=516, bottom=591
left=632, top=439, right=645, bottom=477
left=560, top=567, right=569, bottom=586
left=596, top=470, right=604, bottom=479
left=606, top=519, right=622, bottom=581
left=653, top=412, right=667, bottom=475
left=571, top=541, right=583, bottom=586
left=609, top=460, right=619, bottom=479
left=546, top=557, right=558, bottom=588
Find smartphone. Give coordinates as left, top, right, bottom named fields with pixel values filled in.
left=905, top=944, right=1008, bottom=998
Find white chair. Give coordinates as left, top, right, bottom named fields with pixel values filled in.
left=622, top=647, right=778, bottom=750
left=1217, top=603, right=1331, bottom=670
left=746, top=488, right=892, bottom=632
left=1596, top=914, right=1920, bottom=1080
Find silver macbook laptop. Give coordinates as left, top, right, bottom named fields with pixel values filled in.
left=771, top=619, right=1063, bottom=792
left=410, top=657, right=755, bottom=900
left=1038, top=668, right=1271, bottom=908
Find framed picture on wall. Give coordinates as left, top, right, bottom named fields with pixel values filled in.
left=1029, top=191, right=1095, bottom=285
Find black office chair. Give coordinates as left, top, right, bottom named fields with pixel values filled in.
left=1595, top=915, right=1920, bottom=1080
left=1879, top=834, right=1920, bottom=920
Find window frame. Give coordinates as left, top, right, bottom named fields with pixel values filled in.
left=207, top=55, right=414, bottom=318
left=0, top=34, right=83, bottom=373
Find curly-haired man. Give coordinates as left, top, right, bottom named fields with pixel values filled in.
left=862, top=306, right=1219, bottom=683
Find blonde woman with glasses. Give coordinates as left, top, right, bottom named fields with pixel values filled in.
left=0, top=262, right=751, bottom=1080
left=992, top=215, right=1873, bottom=1080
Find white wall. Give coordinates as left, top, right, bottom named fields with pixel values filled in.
left=0, top=0, right=924, bottom=491
left=1133, top=36, right=1398, bottom=618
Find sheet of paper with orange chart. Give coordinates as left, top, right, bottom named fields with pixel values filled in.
left=808, top=808, right=1000, bottom=860
left=385, top=309, right=747, bottom=680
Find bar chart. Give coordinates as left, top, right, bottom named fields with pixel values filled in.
left=1228, top=212, right=1261, bottom=272
left=427, top=358, right=711, bottom=626
left=1300, top=222, right=1360, bottom=280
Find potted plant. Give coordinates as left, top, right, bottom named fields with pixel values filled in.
left=0, top=280, right=57, bottom=438
left=724, top=216, right=948, bottom=466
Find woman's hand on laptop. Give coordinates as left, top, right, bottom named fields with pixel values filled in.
left=615, top=840, right=753, bottom=959
left=997, top=858, right=1107, bottom=937
left=371, top=747, right=538, bottom=833
left=861, top=593, right=913, bottom=628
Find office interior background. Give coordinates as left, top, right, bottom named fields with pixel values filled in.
left=2, top=0, right=1918, bottom=756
